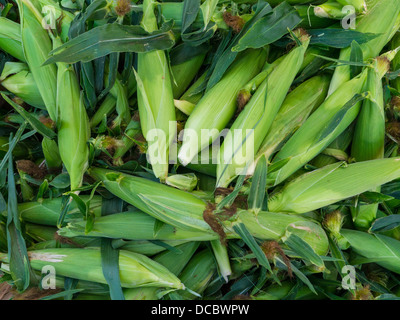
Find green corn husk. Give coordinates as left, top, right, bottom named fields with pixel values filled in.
left=328, top=0, right=400, bottom=95
left=124, top=242, right=199, bottom=300
left=18, top=196, right=103, bottom=226
left=254, top=281, right=324, bottom=300
left=25, top=223, right=57, bottom=242
left=176, top=249, right=217, bottom=299
left=247, top=74, right=330, bottom=175
left=17, top=0, right=58, bottom=121
left=123, top=287, right=159, bottom=300
left=350, top=54, right=390, bottom=230
left=90, top=95, right=116, bottom=129
left=42, top=137, right=62, bottom=170
left=0, top=62, right=45, bottom=109
left=165, top=173, right=198, bottom=191
left=269, top=68, right=369, bottom=186
left=267, top=0, right=320, bottom=5
left=171, top=51, right=207, bottom=99
left=0, top=248, right=184, bottom=289
left=1, top=70, right=44, bottom=108
left=268, top=158, right=400, bottom=214
left=216, top=33, right=310, bottom=187
left=88, top=167, right=212, bottom=233
left=136, top=0, right=176, bottom=181
left=153, top=242, right=199, bottom=276
left=109, top=77, right=131, bottom=129
left=54, top=36, right=90, bottom=191
left=314, top=2, right=347, bottom=19
left=0, top=17, right=26, bottom=62
left=178, top=48, right=268, bottom=166
left=341, top=229, right=400, bottom=274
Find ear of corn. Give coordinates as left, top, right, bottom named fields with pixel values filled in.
left=350, top=52, right=393, bottom=230
left=54, top=36, right=90, bottom=191
left=176, top=248, right=217, bottom=299
left=268, top=158, right=400, bottom=214
left=328, top=0, right=400, bottom=95
left=113, top=240, right=190, bottom=256
left=90, top=95, right=117, bottom=129
left=123, top=242, right=198, bottom=299
left=17, top=0, right=58, bottom=121
left=269, top=68, right=369, bottom=186
left=0, top=248, right=184, bottom=289
left=216, top=33, right=310, bottom=187
left=0, top=17, right=26, bottom=62
left=247, top=74, right=330, bottom=175
left=178, top=48, right=268, bottom=166
left=88, top=167, right=211, bottom=233
left=136, top=0, right=176, bottom=181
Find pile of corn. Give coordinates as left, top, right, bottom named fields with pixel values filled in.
left=1, top=0, right=400, bottom=300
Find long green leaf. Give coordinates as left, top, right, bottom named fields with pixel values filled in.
left=101, top=238, right=125, bottom=300
left=233, top=1, right=301, bottom=52
left=6, top=134, right=31, bottom=291
left=308, top=29, right=380, bottom=49
left=370, top=215, right=400, bottom=233
left=45, top=21, right=175, bottom=64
